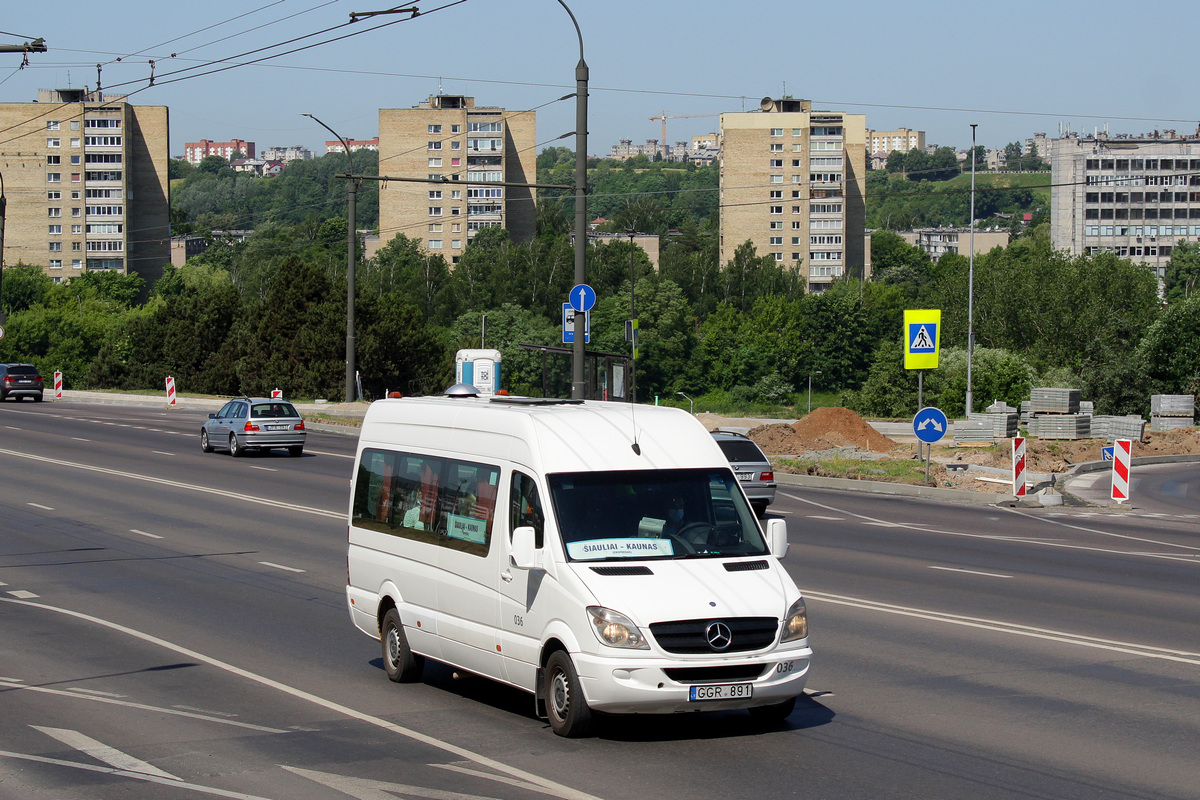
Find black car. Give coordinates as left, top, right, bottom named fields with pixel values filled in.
left=0, top=364, right=45, bottom=402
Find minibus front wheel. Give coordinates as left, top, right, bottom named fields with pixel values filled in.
left=544, top=650, right=594, bottom=737
left=381, top=608, right=425, bottom=682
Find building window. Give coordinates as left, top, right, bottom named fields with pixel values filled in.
left=428, top=157, right=442, bottom=167
left=429, top=223, right=443, bottom=232
left=72, top=207, right=81, bottom=217
left=451, top=190, right=462, bottom=199
left=71, top=174, right=81, bottom=183
left=451, top=157, right=461, bottom=166
left=49, top=259, right=63, bottom=269
left=47, top=173, right=61, bottom=182
left=428, top=141, right=442, bottom=150
left=770, top=143, right=783, bottom=153
left=47, top=138, right=61, bottom=148
left=47, top=121, right=60, bottom=130
left=769, top=190, right=782, bottom=199
left=49, top=224, right=62, bottom=235
left=769, top=221, right=783, bottom=230
left=71, top=155, right=81, bottom=165
left=72, top=242, right=81, bottom=251
left=451, top=141, right=461, bottom=150
left=428, top=124, right=442, bottom=134
left=769, top=205, right=783, bottom=214
left=48, top=207, right=62, bottom=217
left=769, top=159, right=783, bottom=167
left=428, top=240, right=443, bottom=249
left=47, top=155, right=61, bottom=165
left=72, top=259, right=82, bottom=269
left=792, top=128, right=803, bottom=137
left=451, top=125, right=461, bottom=134
left=71, top=225, right=82, bottom=234
left=47, top=191, right=61, bottom=200
left=769, top=236, right=783, bottom=246
left=792, top=221, right=802, bottom=230
left=70, top=138, right=80, bottom=148
left=428, top=207, right=442, bottom=216
left=452, top=240, right=462, bottom=249
left=429, top=190, right=442, bottom=199
left=49, top=242, right=62, bottom=252
left=770, top=128, right=783, bottom=137
left=792, top=144, right=803, bottom=153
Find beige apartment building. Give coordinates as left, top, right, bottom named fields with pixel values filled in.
left=378, top=94, right=536, bottom=263
left=0, top=89, right=170, bottom=286
left=719, top=97, right=866, bottom=291
left=865, top=127, right=925, bottom=156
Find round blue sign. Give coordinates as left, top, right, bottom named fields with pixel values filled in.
left=569, top=284, right=596, bottom=312
left=913, top=406, right=948, bottom=444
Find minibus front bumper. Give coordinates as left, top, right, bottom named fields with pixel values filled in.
left=571, top=645, right=812, bottom=714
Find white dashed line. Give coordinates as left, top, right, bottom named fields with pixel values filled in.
left=249, top=466, right=277, bottom=472
left=807, top=515, right=844, bottom=521
left=70, top=437, right=91, bottom=442
left=26, top=503, right=54, bottom=511
left=7, top=591, right=39, bottom=599
left=929, top=565, right=1013, bottom=579
left=129, top=529, right=163, bottom=540
left=259, top=562, right=305, bottom=573
left=152, top=451, right=175, bottom=456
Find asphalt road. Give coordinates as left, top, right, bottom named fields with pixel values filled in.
left=2, top=399, right=1199, bottom=799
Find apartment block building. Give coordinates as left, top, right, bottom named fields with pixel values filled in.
left=261, top=145, right=314, bottom=162
left=719, top=97, right=866, bottom=291
left=897, top=228, right=1010, bottom=262
left=865, top=127, right=925, bottom=156
left=184, top=138, right=254, bottom=163
left=1050, top=133, right=1200, bottom=281
left=378, top=95, right=536, bottom=262
left=325, top=138, right=378, bottom=154
left=0, top=89, right=170, bottom=285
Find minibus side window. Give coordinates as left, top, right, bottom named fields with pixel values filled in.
left=509, top=471, right=545, bottom=548
left=352, top=448, right=499, bottom=557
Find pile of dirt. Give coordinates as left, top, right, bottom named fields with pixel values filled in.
left=748, top=407, right=900, bottom=455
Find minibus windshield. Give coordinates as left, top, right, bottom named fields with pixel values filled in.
left=547, top=468, right=769, bottom=561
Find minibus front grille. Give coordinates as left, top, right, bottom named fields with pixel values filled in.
left=590, top=565, right=654, bottom=576
left=662, top=664, right=768, bottom=683
left=724, top=560, right=769, bottom=572
left=649, top=617, right=779, bottom=654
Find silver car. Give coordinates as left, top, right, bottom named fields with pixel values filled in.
left=711, top=430, right=776, bottom=517
left=201, top=398, right=306, bottom=457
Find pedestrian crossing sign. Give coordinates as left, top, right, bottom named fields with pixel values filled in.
left=904, top=309, right=940, bottom=369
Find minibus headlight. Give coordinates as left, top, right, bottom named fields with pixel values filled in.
left=781, top=597, right=808, bottom=642
left=586, top=606, right=650, bottom=650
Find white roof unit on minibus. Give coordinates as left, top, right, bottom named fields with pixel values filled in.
left=345, top=392, right=811, bottom=737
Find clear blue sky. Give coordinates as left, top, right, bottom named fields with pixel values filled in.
left=4, top=0, right=1198, bottom=160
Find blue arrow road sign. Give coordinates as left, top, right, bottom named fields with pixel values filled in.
left=569, top=283, right=596, bottom=312
left=913, top=406, right=949, bottom=444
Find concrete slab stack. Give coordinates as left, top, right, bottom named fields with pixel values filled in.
left=969, top=411, right=1019, bottom=438
left=1029, top=388, right=1081, bottom=414
left=953, top=419, right=996, bottom=445
left=1028, top=414, right=1091, bottom=439
left=1150, top=395, right=1195, bottom=431
left=1090, top=415, right=1146, bottom=440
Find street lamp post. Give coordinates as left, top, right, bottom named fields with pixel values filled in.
left=676, top=391, right=693, bottom=415
left=557, top=0, right=588, bottom=400
left=966, top=123, right=977, bottom=417
left=808, top=370, right=822, bottom=415
left=0, top=172, right=7, bottom=327
left=301, top=113, right=358, bottom=404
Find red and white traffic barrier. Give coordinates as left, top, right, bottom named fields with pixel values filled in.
left=1111, top=438, right=1132, bottom=503
left=1012, top=436, right=1027, bottom=498
left=54, top=370, right=63, bottom=400
left=165, top=375, right=177, bottom=407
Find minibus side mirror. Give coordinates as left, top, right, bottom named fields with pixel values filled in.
left=510, top=525, right=539, bottom=570
left=766, top=518, right=789, bottom=559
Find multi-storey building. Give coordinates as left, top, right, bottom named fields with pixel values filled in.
left=377, top=94, right=536, bottom=263
left=897, top=228, right=1010, bottom=262
left=261, top=145, right=314, bottom=162
left=865, top=127, right=925, bottom=156
left=183, top=138, right=254, bottom=163
left=0, top=89, right=169, bottom=285
left=1050, top=133, right=1200, bottom=282
left=325, top=138, right=378, bottom=154
left=719, top=97, right=866, bottom=291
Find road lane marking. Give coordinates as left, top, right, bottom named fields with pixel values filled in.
left=259, top=562, right=305, bottom=573
left=807, top=515, right=844, bottom=521
left=249, top=466, right=277, bottom=472
left=289, top=765, right=542, bottom=799
left=0, top=448, right=342, bottom=520
left=66, top=687, right=127, bottom=698
left=804, top=590, right=1200, bottom=666
left=780, top=490, right=1200, bottom=564
left=7, top=591, right=38, bottom=599
left=0, top=678, right=287, bottom=732
left=70, top=437, right=91, bottom=442
left=928, top=565, right=1013, bottom=579
left=152, top=451, right=175, bottom=456
left=33, top=727, right=181, bottom=781
left=129, top=529, right=163, bottom=539
left=27, top=503, right=54, bottom=511
left=307, top=449, right=354, bottom=459
left=0, top=596, right=602, bottom=800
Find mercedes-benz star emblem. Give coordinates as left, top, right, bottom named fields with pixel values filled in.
left=705, top=621, right=732, bottom=650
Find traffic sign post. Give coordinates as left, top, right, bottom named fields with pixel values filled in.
left=1111, top=439, right=1132, bottom=503
left=1012, top=436, right=1027, bottom=498
left=913, top=407, right=948, bottom=483
left=562, top=304, right=590, bottom=344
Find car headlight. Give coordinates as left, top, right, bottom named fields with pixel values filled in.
left=586, top=606, right=650, bottom=649
left=781, top=597, right=808, bottom=642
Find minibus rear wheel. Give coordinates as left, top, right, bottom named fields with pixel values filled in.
left=544, top=650, right=594, bottom=737
left=381, top=608, right=424, bottom=682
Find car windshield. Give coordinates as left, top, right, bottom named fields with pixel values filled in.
left=716, top=439, right=766, bottom=463
left=251, top=403, right=298, bottom=418
left=548, top=468, right=768, bottom=561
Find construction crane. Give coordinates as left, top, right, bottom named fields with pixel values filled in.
left=648, top=112, right=719, bottom=152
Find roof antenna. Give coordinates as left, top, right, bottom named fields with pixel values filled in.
left=630, top=396, right=641, bottom=455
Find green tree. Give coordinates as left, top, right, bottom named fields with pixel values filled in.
left=1163, top=241, right=1200, bottom=303
left=1136, top=294, right=1200, bottom=396
left=449, top=303, right=559, bottom=396
left=1, top=265, right=54, bottom=315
